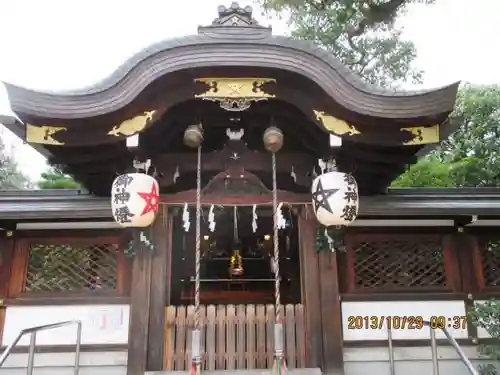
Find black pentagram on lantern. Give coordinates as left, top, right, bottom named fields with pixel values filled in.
left=312, top=179, right=339, bottom=214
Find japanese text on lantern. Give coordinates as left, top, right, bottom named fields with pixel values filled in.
left=113, top=175, right=134, bottom=224
left=341, top=174, right=357, bottom=221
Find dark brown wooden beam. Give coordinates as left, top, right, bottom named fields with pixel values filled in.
left=154, top=151, right=314, bottom=174
left=298, top=207, right=323, bottom=367
left=162, top=190, right=311, bottom=205
left=48, top=146, right=130, bottom=165
left=147, top=207, right=173, bottom=370
left=127, top=229, right=153, bottom=375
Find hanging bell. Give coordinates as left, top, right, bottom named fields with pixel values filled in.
left=229, top=249, right=244, bottom=277
left=183, top=124, right=204, bottom=148
left=263, top=126, right=284, bottom=153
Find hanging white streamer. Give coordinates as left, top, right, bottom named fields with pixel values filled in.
left=139, top=230, right=154, bottom=250
left=271, top=257, right=276, bottom=274
left=324, top=228, right=335, bottom=252
left=182, top=203, right=191, bottom=232
left=252, top=204, right=258, bottom=233
left=277, top=202, right=287, bottom=229
left=208, top=205, right=216, bottom=232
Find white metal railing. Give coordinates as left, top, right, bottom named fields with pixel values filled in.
left=386, top=320, right=478, bottom=375
left=0, top=320, right=82, bottom=375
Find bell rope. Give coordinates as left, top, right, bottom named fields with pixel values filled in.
left=190, top=145, right=202, bottom=375
left=271, top=151, right=287, bottom=375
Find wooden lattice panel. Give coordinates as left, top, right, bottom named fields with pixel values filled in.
left=349, top=237, right=447, bottom=290
left=25, top=242, right=119, bottom=292
left=480, top=239, right=500, bottom=288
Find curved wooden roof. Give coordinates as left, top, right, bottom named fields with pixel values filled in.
left=4, top=4, right=459, bottom=120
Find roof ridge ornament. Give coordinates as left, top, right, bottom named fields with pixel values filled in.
left=212, top=3, right=259, bottom=27
left=198, top=3, right=272, bottom=37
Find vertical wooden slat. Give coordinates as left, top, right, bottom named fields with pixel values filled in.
left=163, top=306, right=175, bottom=370
left=256, top=304, right=266, bottom=368
left=226, top=304, right=236, bottom=369
left=295, top=304, right=306, bottom=368
left=216, top=304, right=226, bottom=369
left=200, top=305, right=207, bottom=370
left=163, top=303, right=306, bottom=371
left=265, top=304, right=275, bottom=367
left=285, top=304, right=297, bottom=368
left=185, top=305, right=194, bottom=370
left=206, top=305, right=216, bottom=370
left=175, top=306, right=187, bottom=370
left=236, top=304, right=246, bottom=368
left=246, top=304, right=256, bottom=369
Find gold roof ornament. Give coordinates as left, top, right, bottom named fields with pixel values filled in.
left=195, top=78, right=275, bottom=112
left=107, top=110, right=156, bottom=137
left=401, top=125, right=440, bottom=145
left=313, top=110, right=360, bottom=136
left=26, top=124, right=66, bottom=145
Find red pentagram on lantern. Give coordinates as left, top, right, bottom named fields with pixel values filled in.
left=137, top=183, right=159, bottom=216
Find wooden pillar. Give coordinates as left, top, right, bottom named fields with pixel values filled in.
left=0, top=230, right=15, bottom=345
left=318, top=250, right=345, bottom=375
left=454, top=227, right=479, bottom=339
left=298, top=207, right=322, bottom=368
left=147, top=206, right=173, bottom=370
left=127, top=230, right=153, bottom=375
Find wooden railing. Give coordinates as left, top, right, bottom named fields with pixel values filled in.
left=163, top=304, right=306, bottom=371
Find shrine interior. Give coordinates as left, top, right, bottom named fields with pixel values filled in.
left=170, top=206, right=301, bottom=305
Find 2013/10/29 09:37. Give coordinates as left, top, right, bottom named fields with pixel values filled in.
left=347, top=316, right=424, bottom=329
left=347, top=315, right=468, bottom=330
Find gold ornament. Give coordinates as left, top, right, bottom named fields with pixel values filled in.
left=107, top=110, right=156, bottom=137
left=183, top=124, right=204, bottom=148
left=263, top=126, right=284, bottom=153
left=229, top=249, right=244, bottom=277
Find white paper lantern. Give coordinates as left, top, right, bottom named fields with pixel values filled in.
left=111, top=173, right=159, bottom=228
left=311, top=171, right=359, bottom=227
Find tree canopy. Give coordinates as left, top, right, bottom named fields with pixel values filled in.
left=259, top=0, right=435, bottom=85
left=0, top=135, right=29, bottom=189
left=37, top=167, right=81, bottom=190
left=392, top=84, right=500, bottom=188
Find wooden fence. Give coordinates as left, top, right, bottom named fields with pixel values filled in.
left=163, top=304, right=306, bottom=371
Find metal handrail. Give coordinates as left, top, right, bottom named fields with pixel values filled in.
left=0, top=320, right=82, bottom=375
left=386, top=320, right=478, bottom=375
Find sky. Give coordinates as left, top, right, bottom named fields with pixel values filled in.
left=0, top=0, right=499, bottom=181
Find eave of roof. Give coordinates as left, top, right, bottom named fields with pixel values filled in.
left=0, top=188, right=499, bottom=220
left=3, top=24, right=459, bottom=120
